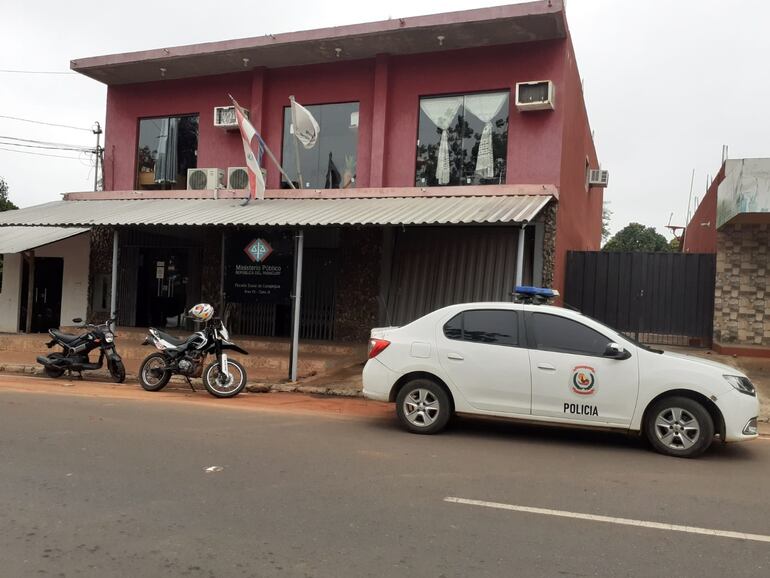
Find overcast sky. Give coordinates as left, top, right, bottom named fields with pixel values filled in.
left=2, top=0, right=769, bottom=237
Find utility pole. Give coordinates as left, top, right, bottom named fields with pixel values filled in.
left=93, top=121, right=103, bottom=191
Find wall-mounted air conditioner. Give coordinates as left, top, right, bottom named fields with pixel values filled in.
left=515, top=80, right=555, bottom=111
left=588, top=169, right=610, bottom=188
left=228, top=167, right=249, bottom=190
left=213, top=106, right=247, bottom=129
left=187, top=168, right=225, bottom=190
left=227, top=167, right=268, bottom=190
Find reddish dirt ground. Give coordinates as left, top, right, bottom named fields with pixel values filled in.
left=0, top=373, right=391, bottom=421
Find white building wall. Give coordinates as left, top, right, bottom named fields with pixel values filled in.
left=0, top=253, right=22, bottom=332
left=0, top=232, right=90, bottom=333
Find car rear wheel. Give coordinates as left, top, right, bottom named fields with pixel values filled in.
left=395, top=379, right=451, bottom=435
left=644, top=396, right=714, bottom=458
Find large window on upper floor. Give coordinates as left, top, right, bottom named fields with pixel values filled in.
left=416, top=91, right=509, bottom=187
left=136, top=115, right=199, bottom=190
left=281, top=102, right=359, bottom=189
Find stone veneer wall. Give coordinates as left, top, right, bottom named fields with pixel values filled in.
left=333, top=227, right=382, bottom=342
left=714, top=223, right=770, bottom=345
left=200, top=228, right=223, bottom=308
left=86, top=226, right=114, bottom=323
left=540, top=201, right=557, bottom=288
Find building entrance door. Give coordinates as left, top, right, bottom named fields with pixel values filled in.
left=135, top=249, right=190, bottom=328
left=20, top=257, right=64, bottom=332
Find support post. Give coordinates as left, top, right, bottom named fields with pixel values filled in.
left=515, top=225, right=527, bottom=288
left=219, top=230, right=226, bottom=320
left=289, top=229, right=304, bottom=382
left=24, top=251, right=35, bottom=333
left=289, top=95, right=304, bottom=189
left=110, top=229, right=119, bottom=326
left=93, top=121, right=102, bottom=192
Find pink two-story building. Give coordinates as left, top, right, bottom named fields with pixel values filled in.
left=0, top=0, right=604, bottom=343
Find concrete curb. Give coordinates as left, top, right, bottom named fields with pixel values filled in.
left=0, top=363, right=363, bottom=398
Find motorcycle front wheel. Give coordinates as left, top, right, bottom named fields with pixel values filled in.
left=108, top=358, right=126, bottom=384
left=138, top=353, right=171, bottom=392
left=203, top=359, right=247, bottom=398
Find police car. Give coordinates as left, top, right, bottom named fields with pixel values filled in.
left=363, top=287, right=759, bottom=458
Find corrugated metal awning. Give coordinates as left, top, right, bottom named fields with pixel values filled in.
left=0, top=226, right=90, bottom=254
left=0, top=196, right=552, bottom=228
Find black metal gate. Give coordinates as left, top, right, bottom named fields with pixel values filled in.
left=564, top=252, right=716, bottom=347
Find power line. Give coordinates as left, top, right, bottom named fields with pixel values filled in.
left=0, top=140, right=95, bottom=153
left=0, top=69, right=76, bottom=75
left=0, top=146, right=85, bottom=160
left=0, top=134, right=93, bottom=150
left=0, top=114, right=92, bottom=132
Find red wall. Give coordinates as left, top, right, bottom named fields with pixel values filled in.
left=551, top=39, right=601, bottom=295
left=103, top=41, right=568, bottom=191
left=682, top=164, right=723, bottom=253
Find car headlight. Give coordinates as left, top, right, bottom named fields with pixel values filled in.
left=724, top=375, right=756, bottom=397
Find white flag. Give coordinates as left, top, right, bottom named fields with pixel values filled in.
left=290, top=97, right=320, bottom=149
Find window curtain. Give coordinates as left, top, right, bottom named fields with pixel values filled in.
left=154, top=117, right=179, bottom=184
left=464, top=93, right=508, bottom=178
left=420, top=96, right=463, bottom=185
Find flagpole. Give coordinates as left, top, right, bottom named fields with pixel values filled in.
left=289, top=95, right=305, bottom=189
left=260, top=139, right=296, bottom=190
left=228, top=94, right=296, bottom=190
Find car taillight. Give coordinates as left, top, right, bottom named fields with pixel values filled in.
left=368, top=338, right=390, bottom=359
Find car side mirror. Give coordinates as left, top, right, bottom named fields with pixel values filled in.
left=604, top=342, right=630, bottom=360
left=72, top=318, right=83, bottom=324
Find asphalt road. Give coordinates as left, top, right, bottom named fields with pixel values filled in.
left=1, top=384, right=769, bottom=577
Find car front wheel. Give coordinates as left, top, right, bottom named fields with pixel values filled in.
left=644, top=396, right=714, bottom=458
left=395, top=379, right=451, bottom=435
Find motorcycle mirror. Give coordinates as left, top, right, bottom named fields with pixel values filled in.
left=72, top=318, right=83, bottom=324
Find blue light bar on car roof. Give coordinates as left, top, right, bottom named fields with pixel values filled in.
left=514, top=286, right=560, bottom=298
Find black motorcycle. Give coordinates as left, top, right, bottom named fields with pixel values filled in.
left=138, top=317, right=249, bottom=398
left=37, top=317, right=126, bottom=382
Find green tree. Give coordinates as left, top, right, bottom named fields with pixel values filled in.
left=0, top=177, right=18, bottom=211
left=601, top=202, right=612, bottom=242
left=602, top=222, right=671, bottom=252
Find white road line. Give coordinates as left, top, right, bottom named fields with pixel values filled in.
left=444, top=497, right=770, bottom=544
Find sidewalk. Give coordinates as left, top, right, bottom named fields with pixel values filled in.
left=0, top=358, right=365, bottom=398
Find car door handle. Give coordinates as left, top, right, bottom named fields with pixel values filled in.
left=537, top=363, right=556, bottom=371
left=447, top=353, right=464, bottom=361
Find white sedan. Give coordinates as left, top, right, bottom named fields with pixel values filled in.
left=363, top=297, right=759, bottom=458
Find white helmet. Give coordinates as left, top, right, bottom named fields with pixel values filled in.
left=189, top=303, right=214, bottom=321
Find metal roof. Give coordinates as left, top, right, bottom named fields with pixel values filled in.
left=71, top=1, right=565, bottom=85
left=0, top=226, right=90, bottom=254
left=0, top=196, right=552, bottom=228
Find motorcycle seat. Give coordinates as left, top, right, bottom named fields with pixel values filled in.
left=50, top=329, right=81, bottom=344
left=152, top=329, right=192, bottom=347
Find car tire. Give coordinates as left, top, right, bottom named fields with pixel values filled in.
left=395, top=379, right=451, bottom=435
left=644, top=396, right=714, bottom=458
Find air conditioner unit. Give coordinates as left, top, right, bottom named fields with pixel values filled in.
left=588, top=169, right=610, bottom=188
left=187, top=168, right=225, bottom=190
left=213, top=106, right=247, bottom=129
left=227, top=167, right=268, bottom=190
left=228, top=167, right=249, bottom=190
left=515, top=80, right=555, bottom=111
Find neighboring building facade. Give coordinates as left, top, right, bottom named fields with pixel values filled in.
left=684, top=158, right=770, bottom=355
left=0, top=1, right=603, bottom=341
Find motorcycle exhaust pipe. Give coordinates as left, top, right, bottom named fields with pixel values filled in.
left=36, top=355, right=67, bottom=368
